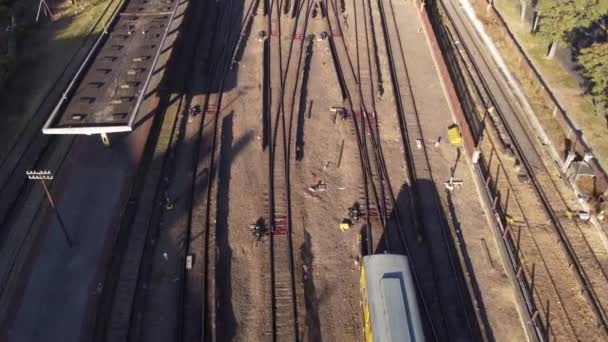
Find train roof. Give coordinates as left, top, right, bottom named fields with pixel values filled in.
left=363, top=254, right=425, bottom=342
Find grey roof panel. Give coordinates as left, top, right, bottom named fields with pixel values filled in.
left=363, top=254, right=425, bottom=342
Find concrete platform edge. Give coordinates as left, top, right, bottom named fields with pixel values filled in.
left=414, top=1, right=538, bottom=341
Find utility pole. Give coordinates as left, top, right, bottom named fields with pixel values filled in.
left=26, top=170, right=73, bottom=247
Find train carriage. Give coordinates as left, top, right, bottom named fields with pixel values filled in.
left=360, top=254, right=425, bottom=342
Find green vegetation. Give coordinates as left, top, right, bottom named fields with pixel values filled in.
left=578, top=42, right=608, bottom=110
left=0, top=0, right=121, bottom=157
left=475, top=0, right=608, bottom=165
left=536, top=0, right=608, bottom=58
left=0, top=0, right=111, bottom=89
left=513, top=0, right=608, bottom=132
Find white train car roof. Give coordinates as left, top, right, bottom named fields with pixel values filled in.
left=363, top=254, right=425, bottom=342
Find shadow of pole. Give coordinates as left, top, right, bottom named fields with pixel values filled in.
left=300, top=227, right=322, bottom=342
left=216, top=113, right=237, bottom=341
left=295, top=37, right=313, bottom=161
left=445, top=189, right=495, bottom=342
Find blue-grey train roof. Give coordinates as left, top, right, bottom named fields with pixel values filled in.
left=363, top=254, right=426, bottom=342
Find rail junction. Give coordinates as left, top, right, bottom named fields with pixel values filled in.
left=0, top=0, right=607, bottom=341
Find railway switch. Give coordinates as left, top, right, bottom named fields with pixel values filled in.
left=189, top=105, right=202, bottom=116
left=257, top=31, right=267, bottom=42
left=444, top=177, right=463, bottom=191
left=308, top=180, right=326, bottom=192
left=330, top=106, right=347, bottom=121
left=348, top=202, right=361, bottom=221
left=250, top=218, right=267, bottom=243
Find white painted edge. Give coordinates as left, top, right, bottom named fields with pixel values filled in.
left=42, top=125, right=132, bottom=135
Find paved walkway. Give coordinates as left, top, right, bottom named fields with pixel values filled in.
left=0, top=0, right=186, bottom=338
left=4, top=117, right=152, bottom=342
left=405, top=0, right=527, bottom=340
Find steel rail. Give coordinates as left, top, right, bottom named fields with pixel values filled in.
left=125, top=0, right=222, bottom=340
left=0, top=0, right=127, bottom=232
left=428, top=2, right=546, bottom=340
left=267, top=0, right=311, bottom=339
left=324, top=0, right=442, bottom=339
left=180, top=0, right=259, bottom=339
left=352, top=0, right=390, bottom=246
left=438, top=0, right=608, bottom=336
left=324, top=0, right=380, bottom=251
left=126, top=0, right=256, bottom=340
left=375, top=0, right=481, bottom=339
left=0, top=0, right=145, bottom=330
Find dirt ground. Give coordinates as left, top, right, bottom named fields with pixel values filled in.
left=211, top=11, right=271, bottom=340
left=3, top=0, right=603, bottom=338
left=210, top=0, right=527, bottom=341
left=0, top=0, right=539, bottom=340
left=0, top=0, right=541, bottom=340
left=215, top=9, right=365, bottom=341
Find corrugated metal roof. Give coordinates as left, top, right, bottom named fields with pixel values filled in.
left=42, top=0, right=179, bottom=135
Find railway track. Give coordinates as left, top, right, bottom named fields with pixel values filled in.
left=183, top=0, right=259, bottom=339
left=265, top=0, right=313, bottom=339
left=0, top=0, right=126, bottom=314
left=319, top=0, right=483, bottom=340
left=0, top=0, right=169, bottom=331
left=349, top=0, right=391, bottom=255
left=0, top=0, right=125, bottom=226
left=323, top=0, right=379, bottom=252
left=437, top=0, right=608, bottom=340
left=352, top=0, right=377, bottom=112
left=94, top=0, right=259, bottom=341
left=374, top=0, right=481, bottom=339
left=107, top=0, right=219, bottom=340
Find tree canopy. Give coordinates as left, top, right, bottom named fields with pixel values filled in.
left=537, top=0, right=608, bottom=44
left=578, top=42, right=608, bottom=110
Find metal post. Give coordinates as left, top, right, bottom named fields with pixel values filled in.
left=337, top=139, right=344, bottom=168
left=26, top=170, right=73, bottom=247
left=101, top=133, right=111, bottom=147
